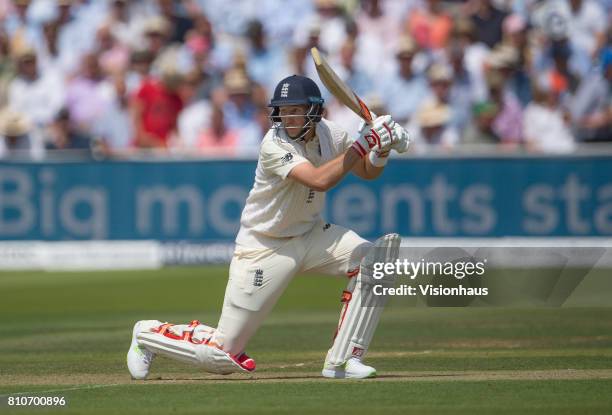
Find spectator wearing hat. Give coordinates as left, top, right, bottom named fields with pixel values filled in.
left=487, top=43, right=532, bottom=106
left=570, top=47, right=612, bottom=142
left=143, top=15, right=172, bottom=59
left=463, top=101, right=500, bottom=145
left=7, top=45, right=65, bottom=129
left=220, top=68, right=258, bottom=132
left=423, top=62, right=473, bottom=135
left=379, top=36, right=429, bottom=124
left=408, top=101, right=459, bottom=153
left=0, top=107, right=42, bottom=159
left=125, top=48, right=154, bottom=94
left=523, top=80, right=575, bottom=153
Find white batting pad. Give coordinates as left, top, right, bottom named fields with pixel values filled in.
left=137, top=322, right=253, bottom=375
left=326, top=233, right=401, bottom=366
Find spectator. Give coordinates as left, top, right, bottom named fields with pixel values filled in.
left=463, top=101, right=500, bottom=145
left=487, top=70, right=523, bottom=144
left=92, top=74, right=133, bottom=156
left=45, top=108, right=91, bottom=155
left=0, top=107, right=42, bottom=159
left=244, top=19, right=289, bottom=90
left=354, top=0, right=407, bottom=78
left=130, top=64, right=184, bottom=148
left=570, top=48, right=612, bottom=142
left=54, top=0, right=95, bottom=75
left=379, top=36, right=429, bottom=124
left=197, top=104, right=239, bottom=156
left=143, top=15, right=172, bottom=59
left=523, top=82, right=576, bottom=153
left=446, top=42, right=479, bottom=134
left=125, top=48, right=154, bottom=93
left=4, top=0, right=40, bottom=49
left=0, top=29, right=15, bottom=107
left=34, top=20, right=58, bottom=73
left=7, top=45, right=65, bottom=129
left=452, top=18, right=489, bottom=102
left=486, top=44, right=531, bottom=105
left=65, top=52, right=116, bottom=131
left=467, top=0, right=508, bottom=49
left=408, top=101, right=459, bottom=153
left=95, top=23, right=130, bottom=76
left=424, top=63, right=473, bottom=135
left=552, top=40, right=581, bottom=93
left=406, top=0, right=453, bottom=51
left=156, top=0, right=195, bottom=43
left=538, top=0, right=606, bottom=58
left=220, top=68, right=258, bottom=131
left=296, top=0, right=347, bottom=57
left=176, top=69, right=211, bottom=149
left=501, top=14, right=533, bottom=106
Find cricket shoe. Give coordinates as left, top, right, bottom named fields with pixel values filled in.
left=127, top=320, right=162, bottom=380
left=321, top=358, right=377, bottom=379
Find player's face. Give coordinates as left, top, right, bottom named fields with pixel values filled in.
left=279, top=105, right=309, bottom=138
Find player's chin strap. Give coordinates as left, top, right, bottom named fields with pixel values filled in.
left=137, top=320, right=256, bottom=375
left=325, top=233, right=401, bottom=366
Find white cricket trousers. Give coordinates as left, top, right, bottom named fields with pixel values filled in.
left=210, top=221, right=371, bottom=356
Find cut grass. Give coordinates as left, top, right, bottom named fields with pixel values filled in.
left=1, top=268, right=611, bottom=414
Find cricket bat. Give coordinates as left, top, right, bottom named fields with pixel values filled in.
left=310, top=47, right=374, bottom=125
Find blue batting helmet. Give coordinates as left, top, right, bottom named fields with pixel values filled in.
left=269, top=75, right=324, bottom=123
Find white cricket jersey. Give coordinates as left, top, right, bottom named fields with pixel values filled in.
left=236, top=118, right=353, bottom=248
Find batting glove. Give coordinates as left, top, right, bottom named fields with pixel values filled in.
left=390, top=123, right=411, bottom=154
left=351, top=115, right=394, bottom=158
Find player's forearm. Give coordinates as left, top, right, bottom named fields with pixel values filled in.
left=362, top=156, right=385, bottom=179
left=310, top=148, right=362, bottom=191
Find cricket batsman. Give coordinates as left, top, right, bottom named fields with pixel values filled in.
left=127, top=75, right=411, bottom=379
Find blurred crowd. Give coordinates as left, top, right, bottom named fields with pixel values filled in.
left=0, top=0, right=610, bottom=159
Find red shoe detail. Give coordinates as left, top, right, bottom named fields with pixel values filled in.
left=352, top=347, right=364, bottom=358
left=233, top=352, right=256, bottom=371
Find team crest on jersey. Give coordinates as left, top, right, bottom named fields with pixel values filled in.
left=280, top=152, right=294, bottom=165
left=253, top=269, right=264, bottom=287
left=280, top=83, right=290, bottom=98
left=306, top=189, right=315, bottom=204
